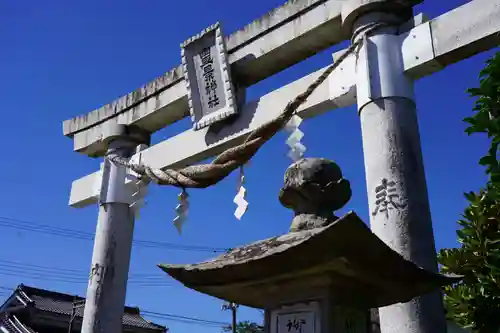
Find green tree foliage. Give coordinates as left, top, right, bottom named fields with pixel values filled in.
left=223, top=321, right=264, bottom=333
left=437, top=52, right=500, bottom=333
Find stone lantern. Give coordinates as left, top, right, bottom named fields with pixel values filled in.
left=159, top=158, right=459, bottom=333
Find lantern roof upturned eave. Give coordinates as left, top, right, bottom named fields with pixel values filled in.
left=159, top=212, right=459, bottom=309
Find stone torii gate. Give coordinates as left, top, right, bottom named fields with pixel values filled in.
left=63, top=0, right=500, bottom=333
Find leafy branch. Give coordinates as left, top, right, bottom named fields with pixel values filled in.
left=437, top=52, right=500, bottom=333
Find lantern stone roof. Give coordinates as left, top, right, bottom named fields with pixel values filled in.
left=159, top=211, right=459, bottom=309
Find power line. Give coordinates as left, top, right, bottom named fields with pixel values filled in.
left=0, top=216, right=233, bottom=326
left=141, top=311, right=229, bottom=327
left=142, top=310, right=228, bottom=324
left=0, top=259, right=173, bottom=287
left=144, top=315, right=226, bottom=328
left=0, top=216, right=229, bottom=253
left=0, top=216, right=227, bottom=252
left=0, top=259, right=165, bottom=279
left=0, top=269, right=172, bottom=287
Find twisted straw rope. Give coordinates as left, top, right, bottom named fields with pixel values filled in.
left=109, top=23, right=385, bottom=189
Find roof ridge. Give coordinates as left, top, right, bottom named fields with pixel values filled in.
left=17, top=285, right=140, bottom=313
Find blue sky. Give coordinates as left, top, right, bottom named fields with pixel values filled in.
left=0, top=0, right=497, bottom=332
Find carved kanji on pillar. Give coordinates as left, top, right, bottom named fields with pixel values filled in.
left=372, top=178, right=407, bottom=218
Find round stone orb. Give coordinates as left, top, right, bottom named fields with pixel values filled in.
left=279, top=158, right=352, bottom=214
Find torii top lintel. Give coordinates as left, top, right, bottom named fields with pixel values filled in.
left=62, top=0, right=423, bottom=157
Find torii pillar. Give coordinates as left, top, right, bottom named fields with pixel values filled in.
left=342, top=1, right=446, bottom=333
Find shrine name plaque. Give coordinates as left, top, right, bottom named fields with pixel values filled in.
left=181, top=22, right=238, bottom=130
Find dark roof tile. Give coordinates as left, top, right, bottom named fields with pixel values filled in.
left=17, top=285, right=165, bottom=332
left=0, top=314, right=37, bottom=333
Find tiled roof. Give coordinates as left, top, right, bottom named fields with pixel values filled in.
left=15, top=285, right=165, bottom=332
left=0, top=314, right=37, bottom=333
